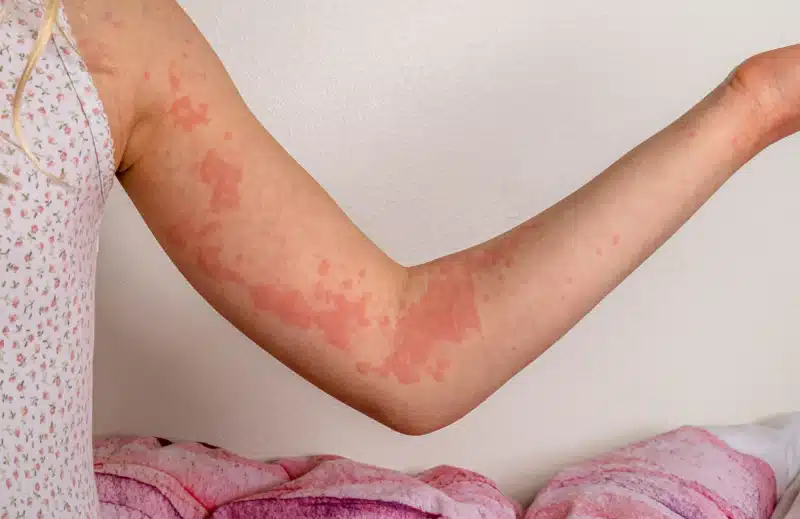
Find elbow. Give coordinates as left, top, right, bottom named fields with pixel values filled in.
left=384, top=416, right=447, bottom=437
left=368, top=392, right=466, bottom=437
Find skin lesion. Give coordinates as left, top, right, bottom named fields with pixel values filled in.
left=362, top=261, right=481, bottom=385
left=358, top=228, right=531, bottom=385
left=142, top=28, right=537, bottom=390
left=188, top=222, right=532, bottom=387
left=196, top=149, right=243, bottom=215
left=248, top=280, right=372, bottom=352
left=197, top=245, right=245, bottom=284
left=168, top=96, right=210, bottom=132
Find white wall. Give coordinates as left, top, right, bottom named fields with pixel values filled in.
left=93, top=0, right=800, bottom=505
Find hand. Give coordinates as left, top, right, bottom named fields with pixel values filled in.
left=728, top=44, right=800, bottom=146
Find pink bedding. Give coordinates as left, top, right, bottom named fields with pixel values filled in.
left=93, top=421, right=798, bottom=519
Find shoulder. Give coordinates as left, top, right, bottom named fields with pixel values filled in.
left=61, top=0, right=199, bottom=170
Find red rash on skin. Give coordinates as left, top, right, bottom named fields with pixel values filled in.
left=188, top=230, right=524, bottom=383
left=168, top=96, right=211, bottom=132
left=197, top=246, right=245, bottom=284
left=198, top=150, right=243, bottom=214
left=612, top=234, right=620, bottom=246
left=163, top=216, right=220, bottom=252
left=367, top=260, right=481, bottom=384
left=248, top=282, right=371, bottom=351
left=163, top=219, right=243, bottom=284
left=171, top=209, right=532, bottom=386
left=341, top=280, right=353, bottom=290
left=163, top=219, right=234, bottom=279
left=365, top=230, right=528, bottom=385
left=143, top=71, right=150, bottom=81
left=224, top=132, right=233, bottom=141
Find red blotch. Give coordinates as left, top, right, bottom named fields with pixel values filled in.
left=168, top=96, right=211, bottom=132
left=612, top=233, right=620, bottom=246
left=198, top=150, right=243, bottom=214
left=732, top=136, right=740, bottom=148
left=224, top=132, right=233, bottom=141
left=162, top=219, right=243, bottom=285
left=163, top=217, right=220, bottom=252
left=143, top=71, right=150, bottom=81
left=595, top=247, right=603, bottom=256
left=318, top=260, right=330, bottom=276
left=689, top=130, right=697, bottom=138
left=341, top=279, right=353, bottom=290
left=197, top=246, right=244, bottom=284
left=364, top=224, right=531, bottom=384
left=248, top=283, right=370, bottom=351
left=356, top=362, right=371, bottom=375
left=358, top=269, right=366, bottom=279
left=369, top=261, right=481, bottom=384
left=379, top=316, right=390, bottom=328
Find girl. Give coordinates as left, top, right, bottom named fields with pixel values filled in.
left=2, top=0, right=800, bottom=516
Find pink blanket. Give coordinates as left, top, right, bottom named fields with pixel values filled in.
left=527, top=427, right=775, bottom=519
left=94, top=424, right=789, bottom=519
left=93, top=436, right=521, bottom=518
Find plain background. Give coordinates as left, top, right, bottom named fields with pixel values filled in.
left=93, top=0, right=800, bottom=505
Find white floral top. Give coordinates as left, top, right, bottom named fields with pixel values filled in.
left=0, top=2, right=115, bottom=517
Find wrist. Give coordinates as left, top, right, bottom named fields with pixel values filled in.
left=722, top=66, right=794, bottom=151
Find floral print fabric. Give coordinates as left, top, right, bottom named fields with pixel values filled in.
left=0, top=1, right=115, bottom=516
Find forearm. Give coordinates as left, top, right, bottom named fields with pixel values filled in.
left=390, top=80, right=765, bottom=431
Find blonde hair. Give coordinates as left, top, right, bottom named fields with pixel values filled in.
left=0, top=0, right=69, bottom=186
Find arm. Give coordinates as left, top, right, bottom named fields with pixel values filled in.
left=115, top=0, right=793, bottom=434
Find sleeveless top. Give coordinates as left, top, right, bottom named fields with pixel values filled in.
left=0, top=2, right=116, bottom=517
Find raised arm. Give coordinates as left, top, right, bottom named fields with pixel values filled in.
left=110, top=0, right=797, bottom=434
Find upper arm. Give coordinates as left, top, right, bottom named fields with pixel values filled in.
left=115, top=0, right=413, bottom=420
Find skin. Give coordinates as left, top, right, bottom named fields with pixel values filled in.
left=63, top=0, right=800, bottom=434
